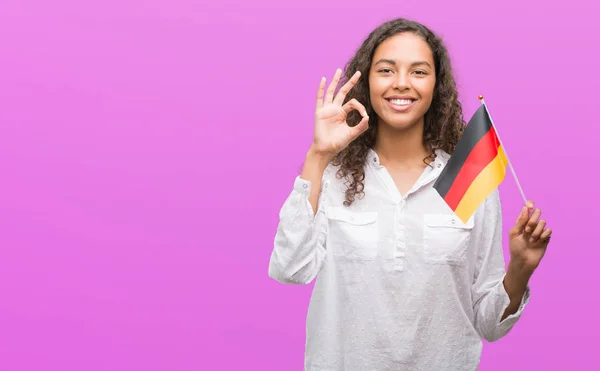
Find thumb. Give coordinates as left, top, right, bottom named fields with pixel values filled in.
left=350, top=114, right=369, bottom=138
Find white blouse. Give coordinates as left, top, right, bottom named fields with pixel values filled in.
left=268, top=149, right=529, bottom=371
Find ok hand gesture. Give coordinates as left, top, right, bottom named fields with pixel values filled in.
left=311, top=68, right=370, bottom=157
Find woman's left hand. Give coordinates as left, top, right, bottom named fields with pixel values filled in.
left=508, top=201, right=552, bottom=273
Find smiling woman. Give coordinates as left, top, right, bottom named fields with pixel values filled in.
left=267, top=17, right=551, bottom=371
left=333, top=22, right=465, bottom=204
left=371, top=39, right=436, bottom=123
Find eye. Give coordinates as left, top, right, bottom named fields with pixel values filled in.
left=413, top=70, right=428, bottom=75
left=378, top=68, right=393, bottom=74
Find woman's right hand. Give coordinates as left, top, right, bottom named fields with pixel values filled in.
left=310, top=68, right=370, bottom=158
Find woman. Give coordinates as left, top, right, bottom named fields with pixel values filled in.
left=268, top=18, right=551, bottom=371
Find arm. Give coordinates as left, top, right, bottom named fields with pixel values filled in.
left=501, top=260, right=533, bottom=321
left=268, top=68, right=370, bottom=284
left=471, top=189, right=530, bottom=342
left=503, top=199, right=552, bottom=318
left=268, top=150, right=332, bottom=285
left=302, top=149, right=334, bottom=215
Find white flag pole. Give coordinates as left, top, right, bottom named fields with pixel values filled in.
left=478, top=95, right=528, bottom=206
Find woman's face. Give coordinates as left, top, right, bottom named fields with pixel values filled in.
left=368, top=32, right=436, bottom=131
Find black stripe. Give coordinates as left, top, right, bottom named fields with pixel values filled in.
left=433, top=104, right=493, bottom=197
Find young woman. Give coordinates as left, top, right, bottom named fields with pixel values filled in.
left=268, top=18, right=552, bottom=371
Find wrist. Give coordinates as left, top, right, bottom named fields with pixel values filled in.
left=306, top=146, right=335, bottom=166
left=503, top=263, right=531, bottom=303
left=300, top=147, right=333, bottom=187
left=505, top=260, right=534, bottom=292
left=507, top=257, right=536, bottom=278
left=501, top=264, right=531, bottom=320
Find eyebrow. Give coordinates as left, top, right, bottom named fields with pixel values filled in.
left=374, top=59, right=433, bottom=68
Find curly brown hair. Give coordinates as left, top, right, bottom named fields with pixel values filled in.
left=331, top=18, right=466, bottom=206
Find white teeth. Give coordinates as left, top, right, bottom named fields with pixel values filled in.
left=389, top=99, right=414, bottom=106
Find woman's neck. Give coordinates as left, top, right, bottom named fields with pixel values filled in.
left=373, top=120, right=431, bottom=168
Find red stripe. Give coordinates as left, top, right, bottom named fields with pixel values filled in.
left=444, top=126, right=501, bottom=210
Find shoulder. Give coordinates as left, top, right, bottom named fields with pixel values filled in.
left=473, top=188, right=502, bottom=229
left=435, top=148, right=451, bottom=163
left=436, top=147, right=501, bottom=215
left=485, top=188, right=502, bottom=210
left=319, top=162, right=339, bottom=186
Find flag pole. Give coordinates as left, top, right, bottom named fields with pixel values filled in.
left=478, top=95, right=529, bottom=206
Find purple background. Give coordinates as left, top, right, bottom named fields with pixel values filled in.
left=1, top=0, right=598, bottom=370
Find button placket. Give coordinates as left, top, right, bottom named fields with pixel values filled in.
left=393, top=260, right=404, bottom=271
left=394, top=204, right=407, bottom=271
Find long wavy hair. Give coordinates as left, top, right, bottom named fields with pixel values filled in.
left=332, top=18, right=465, bottom=206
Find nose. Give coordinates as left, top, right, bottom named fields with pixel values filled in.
left=393, top=73, right=411, bottom=91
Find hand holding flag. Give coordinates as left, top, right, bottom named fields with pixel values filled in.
left=434, top=96, right=553, bottom=317
left=434, top=95, right=553, bottom=271
left=509, top=201, right=552, bottom=273
left=501, top=199, right=552, bottom=320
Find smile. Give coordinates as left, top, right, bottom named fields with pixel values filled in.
left=385, top=98, right=416, bottom=112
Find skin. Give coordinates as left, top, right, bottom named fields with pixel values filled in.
left=302, top=31, right=552, bottom=323
left=369, top=33, right=435, bottom=133
left=368, top=32, right=436, bottom=196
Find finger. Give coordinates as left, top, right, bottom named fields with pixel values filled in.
left=333, top=70, right=361, bottom=106
left=342, top=98, right=369, bottom=138
left=350, top=114, right=370, bottom=139
left=342, top=98, right=368, bottom=117
left=325, top=68, right=343, bottom=104
left=316, top=77, right=326, bottom=110
left=525, top=208, right=542, bottom=234
left=530, top=220, right=546, bottom=241
left=540, top=228, right=552, bottom=243
left=526, top=200, right=535, bottom=216
left=514, top=206, right=529, bottom=233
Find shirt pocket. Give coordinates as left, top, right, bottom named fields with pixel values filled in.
left=326, top=207, right=379, bottom=261
left=423, top=213, right=474, bottom=265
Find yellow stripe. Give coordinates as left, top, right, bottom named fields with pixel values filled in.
left=454, top=146, right=508, bottom=223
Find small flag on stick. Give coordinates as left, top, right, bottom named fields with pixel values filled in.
left=433, top=96, right=526, bottom=223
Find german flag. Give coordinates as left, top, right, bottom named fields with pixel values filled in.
left=433, top=104, right=508, bottom=223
